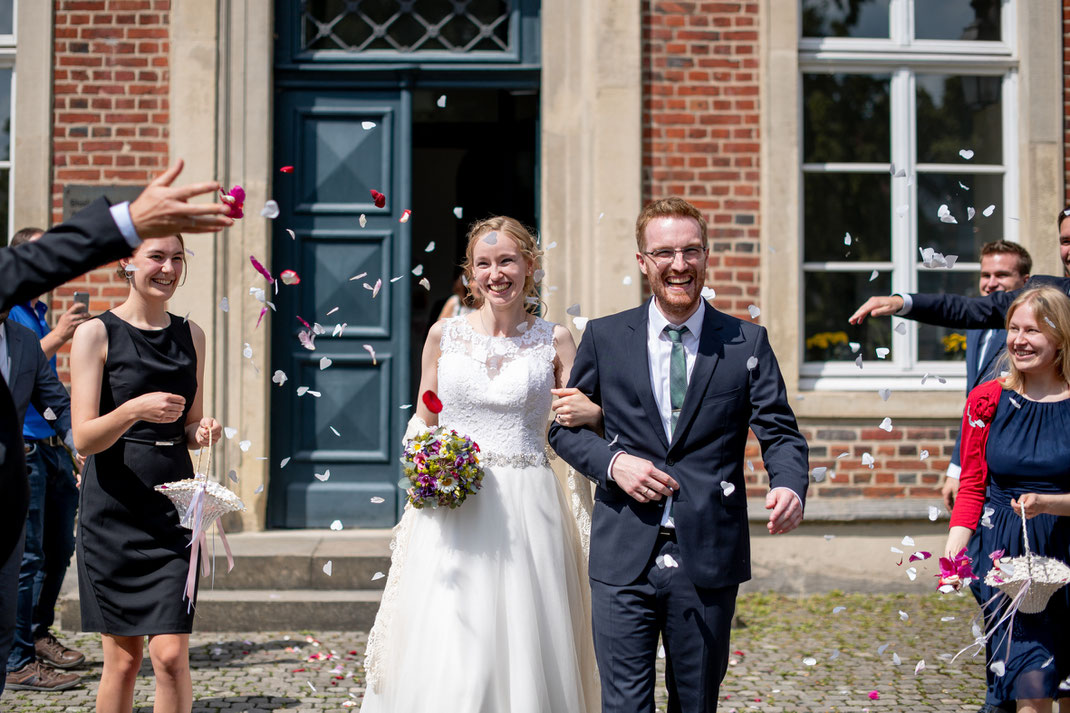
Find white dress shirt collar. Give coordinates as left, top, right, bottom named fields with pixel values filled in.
left=647, top=297, right=706, bottom=343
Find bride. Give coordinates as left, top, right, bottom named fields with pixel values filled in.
left=359, top=217, right=601, bottom=712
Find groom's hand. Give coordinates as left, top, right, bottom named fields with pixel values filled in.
left=765, top=488, right=802, bottom=535
left=611, top=454, right=678, bottom=503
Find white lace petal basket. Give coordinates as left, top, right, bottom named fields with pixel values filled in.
left=984, top=509, right=1070, bottom=615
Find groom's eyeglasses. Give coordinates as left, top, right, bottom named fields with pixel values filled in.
left=642, top=246, right=708, bottom=266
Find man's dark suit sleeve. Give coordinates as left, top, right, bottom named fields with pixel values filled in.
left=28, top=341, right=73, bottom=449
left=907, top=276, right=1070, bottom=330
left=0, top=197, right=131, bottom=311
left=748, top=327, right=809, bottom=503
left=548, top=321, right=614, bottom=490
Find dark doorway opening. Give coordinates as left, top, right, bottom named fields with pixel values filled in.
left=407, top=88, right=539, bottom=401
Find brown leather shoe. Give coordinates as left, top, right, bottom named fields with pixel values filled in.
left=35, top=632, right=86, bottom=669
left=5, top=660, right=81, bottom=691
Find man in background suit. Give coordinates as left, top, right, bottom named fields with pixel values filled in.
left=549, top=197, right=809, bottom=712
left=0, top=159, right=233, bottom=699
left=1, top=315, right=83, bottom=691
left=942, top=241, right=1031, bottom=510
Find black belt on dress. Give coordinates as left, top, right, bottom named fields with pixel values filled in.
left=121, top=435, right=184, bottom=447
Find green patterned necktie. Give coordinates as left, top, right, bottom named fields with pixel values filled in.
left=664, top=325, right=689, bottom=435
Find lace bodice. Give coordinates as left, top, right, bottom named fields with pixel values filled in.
left=437, top=316, right=557, bottom=458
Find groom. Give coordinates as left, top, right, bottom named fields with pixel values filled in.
left=549, top=197, right=809, bottom=712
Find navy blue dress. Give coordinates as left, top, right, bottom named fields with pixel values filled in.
left=974, top=391, right=1070, bottom=701
left=76, top=311, right=199, bottom=635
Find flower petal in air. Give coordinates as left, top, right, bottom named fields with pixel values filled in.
left=422, top=390, right=443, bottom=414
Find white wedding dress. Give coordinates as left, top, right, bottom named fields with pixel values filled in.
left=361, top=316, right=599, bottom=713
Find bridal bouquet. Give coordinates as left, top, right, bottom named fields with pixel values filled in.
left=401, top=427, right=484, bottom=509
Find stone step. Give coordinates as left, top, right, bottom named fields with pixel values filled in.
left=59, top=588, right=385, bottom=632
left=198, top=529, right=394, bottom=590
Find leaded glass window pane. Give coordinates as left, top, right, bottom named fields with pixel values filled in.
left=302, top=0, right=512, bottom=54
left=914, top=0, right=1001, bottom=41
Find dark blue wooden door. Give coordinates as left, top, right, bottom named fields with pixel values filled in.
left=269, top=89, right=411, bottom=528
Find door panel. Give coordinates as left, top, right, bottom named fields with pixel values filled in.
left=269, top=90, right=410, bottom=529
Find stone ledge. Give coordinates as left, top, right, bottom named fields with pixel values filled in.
left=747, top=497, right=946, bottom=522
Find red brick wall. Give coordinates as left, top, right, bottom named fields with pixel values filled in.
left=642, top=0, right=760, bottom=318
left=48, top=0, right=171, bottom=378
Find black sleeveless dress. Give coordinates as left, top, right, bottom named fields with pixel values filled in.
left=76, top=311, right=199, bottom=635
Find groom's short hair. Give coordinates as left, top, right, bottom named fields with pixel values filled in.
left=635, top=197, right=708, bottom=250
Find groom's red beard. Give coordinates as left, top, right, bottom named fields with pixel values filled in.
left=649, top=268, right=703, bottom=314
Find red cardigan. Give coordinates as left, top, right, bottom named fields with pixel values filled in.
left=950, top=379, right=1004, bottom=530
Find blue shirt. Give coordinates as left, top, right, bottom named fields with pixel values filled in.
left=8, top=301, right=58, bottom=439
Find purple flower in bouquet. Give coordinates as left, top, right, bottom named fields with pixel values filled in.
left=936, top=547, right=976, bottom=591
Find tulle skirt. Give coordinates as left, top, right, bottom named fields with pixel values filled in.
left=360, top=460, right=599, bottom=713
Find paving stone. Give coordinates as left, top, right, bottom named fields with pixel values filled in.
left=1, top=592, right=1035, bottom=712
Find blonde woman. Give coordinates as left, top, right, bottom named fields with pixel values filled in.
left=948, top=286, right=1070, bottom=713
left=360, top=217, right=600, bottom=712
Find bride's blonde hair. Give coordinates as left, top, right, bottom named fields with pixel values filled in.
left=461, top=216, right=543, bottom=314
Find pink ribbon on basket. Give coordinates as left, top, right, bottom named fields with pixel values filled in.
left=181, top=482, right=237, bottom=611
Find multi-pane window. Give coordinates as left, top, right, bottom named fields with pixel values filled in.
left=799, top=0, right=1015, bottom=383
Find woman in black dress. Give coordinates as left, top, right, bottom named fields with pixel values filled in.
left=70, top=234, right=221, bottom=713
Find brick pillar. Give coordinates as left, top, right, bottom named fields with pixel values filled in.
left=49, top=0, right=171, bottom=379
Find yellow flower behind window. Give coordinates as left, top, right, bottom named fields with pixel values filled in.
left=942, top=333, right=967, bottom=353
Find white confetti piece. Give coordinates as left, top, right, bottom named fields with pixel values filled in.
left=849, top=342, right=861, bottom=353
left=902, top=535, right=915, bottom=546
left=322, top=561, right=333, bottom=576
left=419, top=277, right=430, bottom=291
left=862, top=452, right=874, bottom=467
left=243, top=343, right=253, bottom=359
left=844, top=232, right=852, bottom=246
left=482, top=231, right=498, bottom=245
left=990, top=660, right=1005, bottom=677
left=878, top=418, right=892, bottom=432
left=812, top=467, right=827, bottom=483
left=877, top=643, right=890, bottom=655
left=220, top=297, right=229, bottom=313
left=803, top=657, right=817, bottom=666
left=983, top=204, right=995, bottom=217
left=370, top=496, right=385, bottom=504
left=261, top=200, right=280, bottom=219
left=399, top=209, right=412, bottom=223
left=330, top=426, right=341, bottom=437
left=436, top=94, right=447, bottom=108
left=239, top=440, right=251, bottom=452
left=914, top=659, right=925, bottom=674
left=896, top=204, right=909, bottom=218
left=545, top=240, right=557, bottom=249
left=906, top=567, right=917, bottom=581
left=226, top=470, right=238, bottom=483
left=746, top=356, right=758, bottom=371
left=411, top=264, right=424, bottom=277
left=747, top=304, right=760, bottom=319
left=452, top=206, right=463, bottom=219
left=280, top=457, right=291, bottom=468
left=572, top=316, right=589, bottom=331
left=655, top=553, right=679, bottom=569
left=361, top=120, right=376, bottom=130
left=359, top=214, right=367, bottom=228
left=747, top=460, right=754, bottom=472
left=895, top=322, right=907, bottom=334
left=296, top=386, right=309, bottom=396
left=720, top=481, right=736, bottom=497
left=389, top=275, right=404, bottom=283
left=1009, top=396, right=1021, bottom=409
left=224, top=427, right=238, bottom=439
left=891, top=547, right=904, bottom=554
left=875, top=347, right=889, bottom=359
left=869, top=270, right=879, bottom=281
left=330, top=519, right=343, bottom=530
left=824, top=534, right=836, bottom=541
left=372, top=279, right=382, bottom=298
left=899, top=610, right=909, bottom=621
left=622, top=275, right=633, bottom=286
left=959, top=148, right=974, bottom=160
left=533, top=269, right=545, bottom=283
left=254, top=484, right=264, bottom=494
left=701, top=286, right=716, bottom=300
left=878, top=388, right=891, bottom=401
left=286, top=228, right=295, bottom=240
left=42, top=407, right=56, bottom=421
left=372, top=571, right=386, bottom=581
left=319, top=357, right=332, bottom=370
left=658, top=643, right=666, bottom=659
left=967, top=207, right=976, bottom=221
left=892, top=652, right=902, bottom=665
left=920, top=450, right=930, bottom=461
left=566, top=303, right=582, bottom=316
left=832, top=606, right=846, bottom=614
left=363, top=344, right=377, bottom=365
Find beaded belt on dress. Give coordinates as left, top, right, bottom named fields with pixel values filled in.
left=122, top=435, right=184, bottom=447
left=481, top=451, right=549, bottom=468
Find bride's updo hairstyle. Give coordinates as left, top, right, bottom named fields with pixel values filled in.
left=997, top=285, right=1070, bottom=393
left=461, top=216, right=543, bottom=314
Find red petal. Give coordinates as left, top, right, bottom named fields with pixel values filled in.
left=249, top=254, right=273, bottom=282
left=280, top=165, right=294, bottom=173
left=371, top=189, right=386, bottom=208
left=422, top=390, right=443, bottom=414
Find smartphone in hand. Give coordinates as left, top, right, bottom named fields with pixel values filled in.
left=72, top=291, right=90, bottom=312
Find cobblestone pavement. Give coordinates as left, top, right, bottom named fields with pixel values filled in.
left=1, top=592, right=1031, bottom=713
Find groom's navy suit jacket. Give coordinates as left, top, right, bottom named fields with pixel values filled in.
left=548, top=301, right=809, bottom=590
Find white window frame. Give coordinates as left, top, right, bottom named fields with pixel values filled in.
left=0, top=0, right=15, bottom=240
left=798, top=0, right=1018, bottom=391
